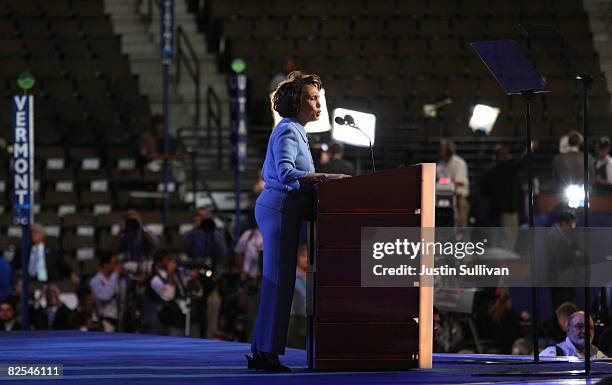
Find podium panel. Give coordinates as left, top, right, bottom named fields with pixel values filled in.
left=309, top=165, right=436, bottom=371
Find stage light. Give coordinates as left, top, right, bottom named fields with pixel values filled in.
left=332, top=108, right=376, bottom=148
left=270, top=88, right=331, bottom=133
left=565, top=184, right=585, bottom=208
left=469, top=104, right=499, bottom=135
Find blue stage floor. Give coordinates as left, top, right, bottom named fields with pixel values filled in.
left=1, top=331, right=612, bottom=384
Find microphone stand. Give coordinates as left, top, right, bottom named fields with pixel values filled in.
left=348, top=123, right=376, bottom=173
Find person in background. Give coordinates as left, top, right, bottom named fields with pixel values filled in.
left=540, top=311, right=607, bottom=358
left=75, top=286, right=102, bottom=332
left=318, top=141, right=355, bottom=176
left=433, top=306, right=442, bottom=352
left=546, top=212, right=580, bottom=310
left=551, top=130, right=595, bottom=191
left=541, top=302, right=578, bottom=346
left=234, top=214, right=263, bottom=280
left=437, top=139, right=470, bottom=226
left=149, top=250, right=187, bottom=336
left=90, top=254, right=123, bottom=332
left=12, top=224, right=79, bottom=284
left=594, top=136, right=612, bottom=192
left=137, top=114, right=186, bottom=171
left=30, top=284, right=75, bottom=330
left=181, top=209, right=229, bottom=273
left=0, top=300, right=19, bottom=331
left=287, top=244, right=308, bottom=349
left=115, top=210, right=158, bottom=264
left=480, top=144, right=524, bottom=228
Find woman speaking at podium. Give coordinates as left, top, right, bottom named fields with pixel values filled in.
left=246, top=71, right=348, bottom=371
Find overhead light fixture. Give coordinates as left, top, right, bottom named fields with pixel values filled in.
left=270, top=88, right=331, bottom=133
left=332, top=108, right=376, bottom=148
left=469, top=104, right=500, bottom=135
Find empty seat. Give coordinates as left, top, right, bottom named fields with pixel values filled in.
left=286, top=19, right=319, bottom=38
left=0, top=39, right=24, bottom=56
left=81, top=191, right=112, bottom=206
left=364, top=0, right=396, bottom=17
left=397, top=0, right=427, bottom=18
left=59, top=39, right=91, bottom=59
left=369, top=56, right=401, bottom=75
left=320, top=20, right=350, bottom=37
left=17, top=19, right=51, bottom=38
left=253, top=20, right=285, bottom=38
left=42, top=0, right=74, bottom=18
left=420, top=19, right=451, bottom=37
left=74, top=0, right=105, bottom=18
left=362, top=38, right=395, bottom=56
left=50, top=19, right=81, bottom=38
left=82, top=18, right=114, bottom=37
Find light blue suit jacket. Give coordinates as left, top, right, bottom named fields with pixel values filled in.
left=256, top=118, right=315, bottom=212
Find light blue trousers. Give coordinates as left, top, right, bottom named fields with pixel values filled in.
left=251, top=202, right=302, bottom=355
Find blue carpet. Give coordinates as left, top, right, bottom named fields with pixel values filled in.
left=1, top=331, right=611, bottom=384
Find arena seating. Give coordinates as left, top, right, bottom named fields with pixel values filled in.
left=201, top=0, right=611, bottom=191
left=0, top=0, right=194, bottom=276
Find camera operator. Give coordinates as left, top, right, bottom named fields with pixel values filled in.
left=149, top=249, right=203, bottom=336
left=115, top=210, right=158, bottom=264
left=113, top=210, right=158, bottom=333
left=181, top=211, right=229, bottom=274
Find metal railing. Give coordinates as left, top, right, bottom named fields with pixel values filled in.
left=176, top=25, right=201, bottom=126
left=206, top=85, right=222, bottom=166
left=140, top=0, right=202, bottom=127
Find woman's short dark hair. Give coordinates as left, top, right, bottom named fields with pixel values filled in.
left=272, top=71, right=322, bottom=118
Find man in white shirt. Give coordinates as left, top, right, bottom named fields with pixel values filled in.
left=90, top=254, right=122, bottom=332
left=234, top=226, right=263, bottom=279
left=437, top=140, right=470, bottom=226
left=552, top=131, right=595, bottom=191
left=150, top=250, right=186, bottom=336
left=540, top=311, right=607, bottom=358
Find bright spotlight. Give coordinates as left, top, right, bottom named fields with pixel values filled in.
left=332, top=108, right=376, bottom=148
left=469, top=104, right=500, bottom=135
left=270, top=88, right=331, bottom=133
left=565, top=184, right=585, bottom=208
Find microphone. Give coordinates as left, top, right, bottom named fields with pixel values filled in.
left=333, top=114, right=376, bottom=173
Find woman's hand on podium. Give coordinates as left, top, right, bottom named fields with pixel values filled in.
left=300, top=173, right=351, bottom=184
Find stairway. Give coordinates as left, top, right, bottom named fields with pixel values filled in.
left=103, top=0, right=229, bottom=131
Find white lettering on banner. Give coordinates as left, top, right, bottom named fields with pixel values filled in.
left=15, top=127, right=26, bottom=142
left=14, top=159, right=28, bottom=173
left=13, top=95, right=34, bottom=224
left=14, top=142, right=28, bottom=157
left=15, top=174, right=28, bottom=190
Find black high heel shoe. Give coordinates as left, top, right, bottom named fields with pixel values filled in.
left=245, top=353, right=260, bottom=370
left=245, top=352, right=290, bottom=372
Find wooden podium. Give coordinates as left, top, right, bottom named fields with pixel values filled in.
left=307, top=164, right=436, bottom=371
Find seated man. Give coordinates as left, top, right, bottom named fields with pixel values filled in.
left=540, top=311, right=607, bottom=358
left=0, top=301, right=19, bottom=331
